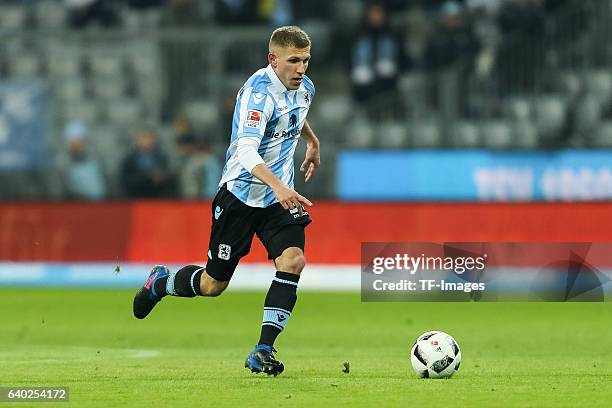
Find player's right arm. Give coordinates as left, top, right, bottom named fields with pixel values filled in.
left=250, top=164, right=312, bottom=210
left=234, top=86, right=311, bottom=210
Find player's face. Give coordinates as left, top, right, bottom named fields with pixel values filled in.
left=269, top=46, right=311, bottom=90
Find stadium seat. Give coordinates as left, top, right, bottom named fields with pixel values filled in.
left=183, top=99, right=219, bottom=131
left=410, top=122, right=441, bottom=148
left=33, top=0, right=66, bottom=29
left=91, top=124, right=127, bottom=150
left=346, top=119, right=375, bottom=148
left=317, top=94, right=352, bottom=126
left=46, top=47, right=83, bottom=78
left=54, top=79, right=86, bottom=104
left=512, top=120, right=538, bottom=149
left=331, top=0, right=364, bottom=31
left=7, top=54, right=41, bottom=79
left=197, top=0, right=215, bottom=22
left=533, top=95, right=566, bottom=138
left=88, top=52, right=125, bottom=78
left=0, top=5, right=27, bottom=30
left=574, top=95, right=602, bottom=135
left=130, top=54, right=157, bottom=78
left=106, top=98, right=144, bottom=127
left=480, top=121, right=513, bottom=149
left=299, top=20, right=332, bottom=61
left=378, top=121, right=408, bottom=149
left=592, top=121, right=612, bottom=147
left=90, top=125, right=127, bottom=198
left=504, top=97, right=531, bottom=121
left=398, top=72, right=427, bottom=117
left=451, top=121, right=480, bottom=148
left=63, top=101, right=100, bottom=125
left=91, top=78, right=126, bottom=100
left=126, top=42, right=159, bottom=78
left=125, top=41, right=162, bottom=115
left=584, top=70, right=612, bottom=106
left=555, top=71, right=582, bottom=98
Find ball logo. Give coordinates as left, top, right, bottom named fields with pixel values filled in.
left=431, top=340, right=438, bottom=346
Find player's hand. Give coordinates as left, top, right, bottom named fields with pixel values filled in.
left=272, top=184, right=312, bottom=211
left=300, top=142, right=320, bottom=182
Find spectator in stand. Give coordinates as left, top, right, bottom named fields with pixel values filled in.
left=214, top=0, right=259, bottom=25
left=497, top=0, right=546, bottom=37
left=120, top=127, right=176, bottom=198
left=496, top=0, right=546, bottom=92
left=395, top=0, right=430, bottom=69
left=173, top=115, right=221, bottom=199
left=350, top=2, right=404, bottom=107
left=127, top=0, right=167, bottom=9
left=61, top=121, right=107, bottom=200
left=293, top=0, right=332, bottom=22
left=425, top=1, right=480, bottom=70
left=258, top=0, right=293, bottom=27
left=159, top=0, right=203, bottom=26
left=65, top=0, right=121, bottom=29
left=125, top=0, right=169, bottom=29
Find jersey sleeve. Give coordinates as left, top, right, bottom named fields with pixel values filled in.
left=235, top=87, right=274, bottom=139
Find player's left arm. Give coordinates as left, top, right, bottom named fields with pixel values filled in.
left=300, top=120, right=320, bottom=182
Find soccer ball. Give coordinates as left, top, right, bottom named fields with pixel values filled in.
left=410, top=331, right=461, bottom=379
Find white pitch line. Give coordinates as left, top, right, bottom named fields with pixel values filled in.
left=3, top=348, right=161, bottom=364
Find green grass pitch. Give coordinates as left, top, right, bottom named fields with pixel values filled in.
left=1, top=289, right=611, bottom=407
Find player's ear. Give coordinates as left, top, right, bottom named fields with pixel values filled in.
left=268, top=52, right=277, bottom=68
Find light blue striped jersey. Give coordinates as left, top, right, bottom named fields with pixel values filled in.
left=219, top=64, right=315, bottom=208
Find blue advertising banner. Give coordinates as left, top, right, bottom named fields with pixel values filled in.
left=338, top=150, right=612, bottom=201
left=0, top=81, right=49, bottom=170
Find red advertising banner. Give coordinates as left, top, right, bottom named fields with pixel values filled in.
left=0, top=201, right=611, bottom=263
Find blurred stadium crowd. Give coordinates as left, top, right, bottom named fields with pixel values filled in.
left=0, top=0, right=610, bottom=200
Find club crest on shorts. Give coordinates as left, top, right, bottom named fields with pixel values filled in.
left=218, top=244, right=232, bottom=260
left=289, top=206, right=308, bottom=219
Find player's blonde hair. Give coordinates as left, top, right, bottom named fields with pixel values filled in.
left=269, top=26, right=311, bottom=50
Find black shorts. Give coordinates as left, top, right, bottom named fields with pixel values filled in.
left=205, top=186, right=312, bottom=282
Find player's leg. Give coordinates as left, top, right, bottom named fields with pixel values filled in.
left=245, top=222, right=308, bottom=376
left=133, top=187, right=255, bottom=319
left=152, top=263, right=231, bottom=297
left=259, top=244, right=305, bottom=347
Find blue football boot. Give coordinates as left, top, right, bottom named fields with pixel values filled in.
left=244, top=344, right=285, bottom=376
left=133, top=265, right=170, bottom=319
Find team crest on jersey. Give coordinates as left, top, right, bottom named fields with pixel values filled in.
left=218, top=244, right=231, bottom=260
left=245, top=110, right=262, bottom=129
left=304, top=92, right=310, bottom=105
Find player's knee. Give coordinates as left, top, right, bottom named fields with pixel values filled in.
left=276, top=248, right=306, bottom=275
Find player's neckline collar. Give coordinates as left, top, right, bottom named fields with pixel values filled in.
left=265, top=65, right=288, bottom=93
left=265, top=65, right=304, bottom=94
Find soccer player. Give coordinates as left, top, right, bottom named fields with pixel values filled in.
left=133, top=26, right=320, bottom=377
